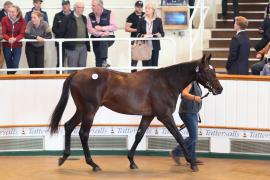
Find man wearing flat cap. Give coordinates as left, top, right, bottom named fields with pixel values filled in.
left=52, top=0, right=72, bottom=73
left=25, top=0, right=48, bottom=23
left=125, top=1, right=145, bottom=68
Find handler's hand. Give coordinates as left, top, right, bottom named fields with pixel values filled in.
left=194, top=96, right=202, bottom=103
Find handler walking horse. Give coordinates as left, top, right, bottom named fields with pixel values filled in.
left=49, top=54, right=223, bottom=172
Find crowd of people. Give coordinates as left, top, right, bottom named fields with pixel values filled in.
left=0, top=0, right=166, bottom=74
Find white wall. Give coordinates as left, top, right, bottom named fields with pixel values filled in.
left=1, top=78, right=270, bottom=129
left=1, top=77, right=270, bottom=153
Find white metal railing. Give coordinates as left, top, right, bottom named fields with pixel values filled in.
left=1, top=1, right=209, bottom=73
left=189, top=0, right=209, bottom=60
left=0, top=37, right=176, bottom=74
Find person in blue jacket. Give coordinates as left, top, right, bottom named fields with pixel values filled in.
left=226, top=16, right=250, bottom=75
left=25, top=0, right=48, bottom=23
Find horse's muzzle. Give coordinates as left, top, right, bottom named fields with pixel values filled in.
left=212, top=86, right=223, bottom=95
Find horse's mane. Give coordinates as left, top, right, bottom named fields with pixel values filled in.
left=157, top=60, right=200, bottom=93
left=158, top=60, right=200, bottom=77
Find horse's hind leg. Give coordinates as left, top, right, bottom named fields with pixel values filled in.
left=159, top=115, right=198, bottom=172
left=59, top=110, right=81, bottom=166
left=128, top=116, right=154, bottom=169
left=79, top=110, right=101, bottom=172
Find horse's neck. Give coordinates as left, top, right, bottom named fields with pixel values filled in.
left=161, top=62, right=197, bottom=94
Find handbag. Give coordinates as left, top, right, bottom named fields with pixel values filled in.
left=131, top=40, right=152, bottom=61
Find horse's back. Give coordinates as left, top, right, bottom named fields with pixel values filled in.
left=69, top=68, right=163, bottom=115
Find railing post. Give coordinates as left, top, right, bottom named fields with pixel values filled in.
left=59, top=40, right=63, bottom=74
left=128, top=39, right=132, bottom=73
left=200, top=0, right=205, bottom=50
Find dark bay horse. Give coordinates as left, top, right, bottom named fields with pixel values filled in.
left=49, top=54, right=223, bottom=172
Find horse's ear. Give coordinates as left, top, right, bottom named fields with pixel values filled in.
left=201, top=54, right=207, bottom=66
left=202, top=54, right=206, bottom=61
left=206, top=54, right=212, bottom=63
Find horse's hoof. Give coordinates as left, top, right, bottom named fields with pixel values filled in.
left=191, top=165, right=199, bottom=172
left=58, top=157, right=66, bottom=166
left=93, top=166, right=102, bottom=172
left=130, top=163, right=138, bottom=169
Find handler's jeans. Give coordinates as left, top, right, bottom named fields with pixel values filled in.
left=172, top=113, right=198, bottom=160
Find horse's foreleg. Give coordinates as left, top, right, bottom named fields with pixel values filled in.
left=128, top=116, right=154, bottom=169
left=159, top=115, right=198, bottom=172
left=79, top=111, right=101, bottom=172
left=59, top=110, right=81, bottom=166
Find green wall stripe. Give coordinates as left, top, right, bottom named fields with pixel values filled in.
left=0, top=150, right=270, bottom=161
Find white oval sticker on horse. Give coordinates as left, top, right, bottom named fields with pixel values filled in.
left=209, top=65, right=214, bottom=69
left=92, top=73, right=98, bottom=80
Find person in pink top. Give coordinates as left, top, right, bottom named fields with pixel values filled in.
left=88, top=0, right=117, bottom=67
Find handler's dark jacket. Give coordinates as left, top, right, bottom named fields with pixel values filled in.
left=179, top=82, right=202, bottom=114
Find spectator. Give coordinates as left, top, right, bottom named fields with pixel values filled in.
left=52, top=0, right=71, bottom=73
left=25, top=0, right=48, bottom=24
left=59, top=1, right=90, bottom=72
left=0, top=1, right=13, bottom=21
left=222, top=0, right=239, bottom=20
left=251, top=42, right=270, bottom=75
left=1, top=5, right=26, bottom=74
left=0, top=23, right=2, bottom=68
left=25, top=11, right=52, bottom=74
left=125, top=1, right=146, bottom=68
left=137, top=2, right=165, bottom=66
left=255, top=3, right=270, bottom=52
left=226, top=16, right=250, bottom=75
left=170, top=82, right=203, bottom=166
left=88, top=0, right=117, bottom=67
left=189, top=0, right=195, bottom=17
left=0, top=1, right=13, bottom=69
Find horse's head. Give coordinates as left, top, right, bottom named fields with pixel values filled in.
left=196, top=54, right=223, bottom=95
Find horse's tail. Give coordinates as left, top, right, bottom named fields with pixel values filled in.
left=49, top=72, right=76, bottom=134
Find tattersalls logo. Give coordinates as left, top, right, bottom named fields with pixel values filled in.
left=1, top=127, right=270, bottom=140
left=0, top=128, right=18, bottom=136
left=204, top=129, right=240, bottom=138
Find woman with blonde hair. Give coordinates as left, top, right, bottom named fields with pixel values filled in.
left=137, top=2, right=164, bottom=66
left=1, top=5, right=26, bottom=74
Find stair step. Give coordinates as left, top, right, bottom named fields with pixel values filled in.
left=217, top=12, right=265, bottom=19
left=209, top=38, right=260, bottom=48
left=211, top=58, right=258, bottom=61
left=227, top=3, right=267, bottom=11
left=211, top=29, right=261, bottom=38
left=203, top=48, right=256, bottom=58
left=216, top=20, right=263, bottom=29
left=211, top=59, right=259, bottom=69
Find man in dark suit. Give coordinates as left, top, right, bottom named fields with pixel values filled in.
left=226, top=16, right=250, bottom=75
left=222, top=0, right=239, bottom=19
